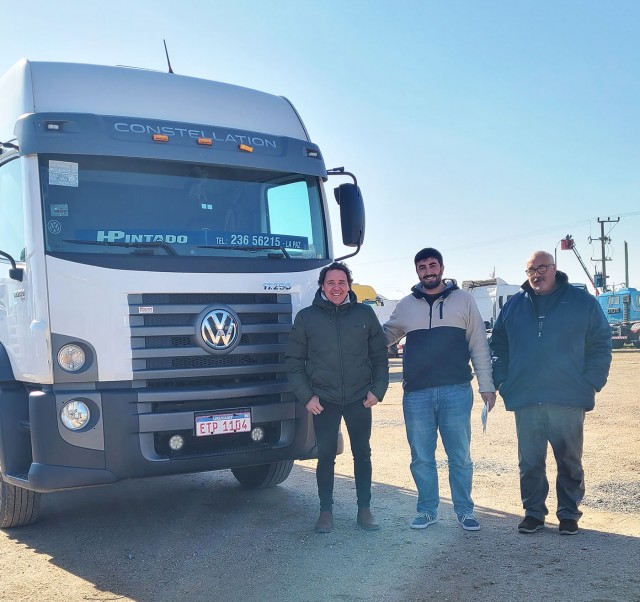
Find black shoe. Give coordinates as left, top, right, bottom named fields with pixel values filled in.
left=559, top=519, right=579, bottom=535
left=518, top=516, right=545, bottom=533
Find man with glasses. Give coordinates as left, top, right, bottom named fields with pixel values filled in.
left=490, top=251, right=611, bottom=535
left=383, top=248, right=496, bottom=531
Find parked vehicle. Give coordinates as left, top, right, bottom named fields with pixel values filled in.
left=597, top=288, right=640, bottom=349
left=0, top=60, right=365, bottom=526
left=461, top=278, right=521, bottom=328
left=352, top=284, right=381, bottom=305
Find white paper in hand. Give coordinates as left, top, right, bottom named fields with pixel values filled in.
left=481, top=401, right=488, bottom=434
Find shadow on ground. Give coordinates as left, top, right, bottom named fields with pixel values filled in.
left=3, top=465, right=640, bottom=602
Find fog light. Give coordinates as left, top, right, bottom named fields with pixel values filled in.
left=250, top=426, right=265, bottom=442
left=60, top=400, right=90, bottom=431
left=57, top=344, right=86, bottom=372
left=169, top=434, right=184, bottom=451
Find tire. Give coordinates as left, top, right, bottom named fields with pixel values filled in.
left=0, top=477, right=41, bottom=528
left=611, top=339, right=624, bottom=350
left=633, top=341, right=640, bottom=349
left=231, top=460, right=294, bottom=489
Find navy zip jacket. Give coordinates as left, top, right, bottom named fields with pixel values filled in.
left=383, top=280, right=494, bottom=393
left=490, top=271, right=612, bottom=411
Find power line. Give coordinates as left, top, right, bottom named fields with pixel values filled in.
left=354, top=211, right=640, bottom=267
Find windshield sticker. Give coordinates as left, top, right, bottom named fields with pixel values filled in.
left=49, top=161, right=79, bottom=187
left=221, top=232, right=309, bottom=250
left=94, top=230, right=189, bottom=244
left=50, top=204, right=69, bottom=217
left=76, top=230, right=309, bottom=249
left=48, top=220, right=62, bottom=235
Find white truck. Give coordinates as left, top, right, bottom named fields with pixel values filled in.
left=372, top=301, right=403, bottom=357
left=0, top=60, right=366, bottom=526
left=461, top=277, right=521, bottom=329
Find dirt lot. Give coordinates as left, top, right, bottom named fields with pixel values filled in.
left=0, top=350, right=639, bottom=602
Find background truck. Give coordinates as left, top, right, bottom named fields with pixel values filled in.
left=351, top=284, right=401, bottom=356
left=597, top=287, right=640, bottom=349
left=560, top=235, right=639, bottom=348
left=351, top=284, right=382, bottom=306
left=461, top=277, right=521, bottom=330
left=0, top=59, right=365, bottom=526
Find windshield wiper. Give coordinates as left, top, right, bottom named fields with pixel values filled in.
left=63, top=239, right=178, bottom=256
left=198, top=245, right=291, bottom=259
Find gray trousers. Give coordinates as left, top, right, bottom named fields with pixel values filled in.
left=514, top=404, right=586, bottom=522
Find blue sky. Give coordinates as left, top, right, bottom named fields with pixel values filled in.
left=2, top=1, right=638, bottom=298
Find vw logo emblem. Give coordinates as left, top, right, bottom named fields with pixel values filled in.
left=197, top=306, right=241, bottom=353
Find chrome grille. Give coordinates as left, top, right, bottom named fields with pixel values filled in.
left=128, top=292, right=292, bottom=382
left=129, top=292, right=297, bottom=462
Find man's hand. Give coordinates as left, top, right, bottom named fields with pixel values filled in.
left=305, top=395, right=324, bottom=415
left=480, top=391, right=496, bottom=411
left=363, top=391, right=380, bottom=408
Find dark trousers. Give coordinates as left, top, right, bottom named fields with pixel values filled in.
left=313, top=400, right=372, bottom=511
left=515, top=404, right=586, bottom=521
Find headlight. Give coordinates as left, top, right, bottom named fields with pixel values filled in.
left=57, top=344, right=86, bottom=372
left=60, top=400, right=90, bottom=431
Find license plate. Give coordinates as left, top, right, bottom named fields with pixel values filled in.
left=195, top=410, right=251, bottom=437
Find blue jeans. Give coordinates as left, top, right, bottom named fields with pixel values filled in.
left=403, top=383, right=474, bottom=517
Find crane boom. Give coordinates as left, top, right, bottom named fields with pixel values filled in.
left=560, top=235, right=599, bottom=294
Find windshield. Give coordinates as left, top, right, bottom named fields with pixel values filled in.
left=39, top=155, right=327, bottom=259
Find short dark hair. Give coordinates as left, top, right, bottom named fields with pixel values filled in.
left=318, top=261, right=353, bottom=287
left=414, top=247, right=443, bottom=266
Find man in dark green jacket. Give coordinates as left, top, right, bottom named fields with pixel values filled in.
left=285, top=262, right=389, bottom=533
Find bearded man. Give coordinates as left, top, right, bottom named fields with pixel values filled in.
left=384, top=248, right=496, bottom=531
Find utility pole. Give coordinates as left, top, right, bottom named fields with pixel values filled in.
left=625, top=241, right=629, bottom=288
left=589, top=217, right=619, bottom=292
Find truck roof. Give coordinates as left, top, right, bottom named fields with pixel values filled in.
left=0, top=59, right=309, bottom=142
left=599, top=287, right=638, bottom=296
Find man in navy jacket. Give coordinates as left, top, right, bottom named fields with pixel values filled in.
left=490, top=251, right=611, bottom=535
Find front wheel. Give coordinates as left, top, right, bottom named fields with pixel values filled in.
left=611, top=339, right=625, bottom=350
left=0, top=477, right=41, bottom=528
left=231, top=460, right=294, bottom=489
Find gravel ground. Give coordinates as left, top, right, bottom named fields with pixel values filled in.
left=0, top=350, right=638, bottom=602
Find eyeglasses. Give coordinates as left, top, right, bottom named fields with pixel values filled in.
left=525, top=264, right=555, bottom=276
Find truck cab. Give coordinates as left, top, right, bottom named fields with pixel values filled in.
left=597, top=288, right=640, bottom=349
left=0, top=60, right=365, bottom=526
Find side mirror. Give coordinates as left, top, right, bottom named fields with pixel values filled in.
left=9, top=268, right=24, bottom=282
left=0, top=249, right=24, bottom=282
left=334, top=183, right=365, bottom=248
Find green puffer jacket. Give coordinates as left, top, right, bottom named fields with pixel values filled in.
left=285, top=290, right=389, bottom=406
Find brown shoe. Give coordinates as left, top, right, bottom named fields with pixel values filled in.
left=314, top=511, right=333, bottom=533
left=357, top=508, right=380, bottom=531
